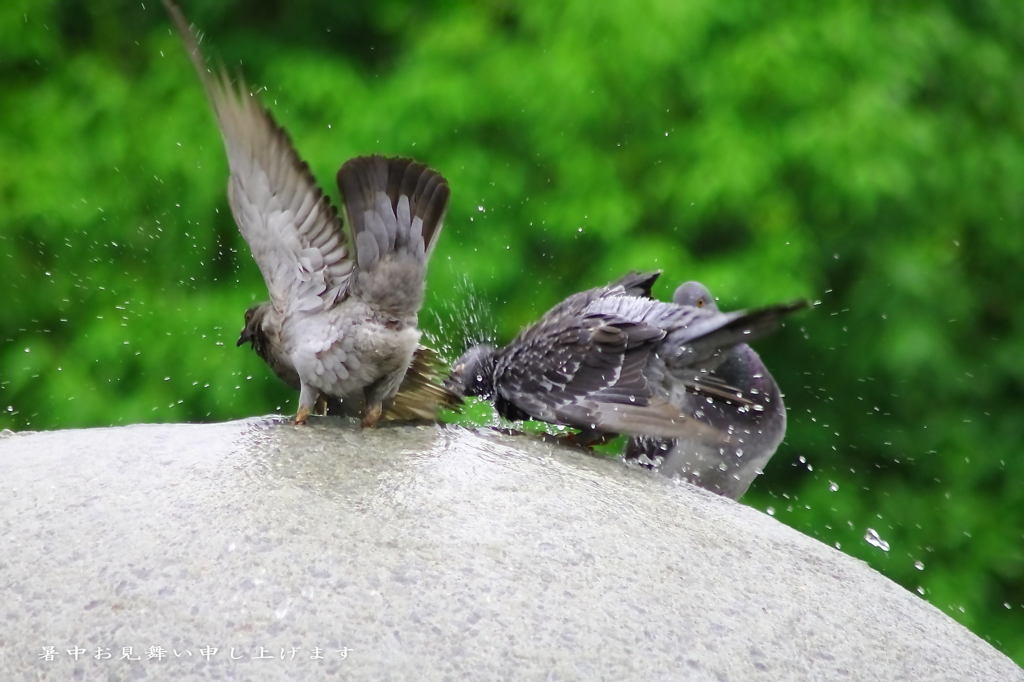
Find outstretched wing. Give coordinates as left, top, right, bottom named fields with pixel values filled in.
left=495, top=310, right=720, bottom=440
left=165, top=1, right=353, bottom=315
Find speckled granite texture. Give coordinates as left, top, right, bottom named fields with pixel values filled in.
left=0, top=419, right=1019, bottom=681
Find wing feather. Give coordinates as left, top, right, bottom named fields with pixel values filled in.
left=164, top=0, right=353, bottom=315
left=495, top=310, right=719, bottom=440
left=337, top=156, right=450, bottom=317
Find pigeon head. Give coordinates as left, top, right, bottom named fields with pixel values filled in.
left=447, top=344, right=498, bottom=399
left=237, top=302, right=272, bottom=356
left=672, top=281, right=719, bottom=313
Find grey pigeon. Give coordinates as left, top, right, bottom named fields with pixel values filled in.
left=166, top=2, right=455, bottom=425
left=448, top=271, right=805, bottom=444
left=624, top=282, right=790, bottom=499
left=236, top=316, right=459, bottom=423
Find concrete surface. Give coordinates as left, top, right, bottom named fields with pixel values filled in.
left=0, top=418, right=1019, bottom=681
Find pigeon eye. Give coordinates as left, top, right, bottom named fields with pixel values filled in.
left=697, top=299, right=705, bottom=308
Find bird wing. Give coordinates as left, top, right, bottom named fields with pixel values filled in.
left=609, top=270, right=661, bottom=298
left=583, top=295, right=807, bottom=403
left=495, top=308, right=720, bottom=440
left=537, top=270, right=662, bottom=323
left=336, top=156, right=450, bottom=319
left=166, top=1, right=353, bottom=316
left=660, top=299, right=809, bottom=367
left=383, top=346, right=463, bottom=421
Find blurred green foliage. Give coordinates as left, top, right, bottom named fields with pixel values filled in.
left=1, top=0, right=1022, bottom=664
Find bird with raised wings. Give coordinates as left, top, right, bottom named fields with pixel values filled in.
left=624, top=281, right=790, bottom=499
left=165, top=2, right=456, bottom=425
left=447, top=271, right=805, bottom=445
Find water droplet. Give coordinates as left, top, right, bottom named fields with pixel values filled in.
left=864, top=528, right=890, bottom=552
left=829, top=481, right=839, bottom=492
left=914, top=560, right=924, bottom=571
left=765, top=506, right=775, bottom=516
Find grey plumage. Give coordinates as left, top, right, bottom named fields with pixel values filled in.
left=166, top=1, right=456, bottom=425
left=448, top=271, right=805, bottom=444
left=236, top=307, right=459, bottom=422
left=624, top=282, right=792, bottom=499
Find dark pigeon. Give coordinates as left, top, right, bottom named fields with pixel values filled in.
left=448, top=272, right=806, bottom=446
left=624, top=281, right=791, bottom=499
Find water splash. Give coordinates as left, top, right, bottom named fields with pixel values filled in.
left=426, top=274, right=498, bottom=362
left=864, top=528, right=890, bottom=552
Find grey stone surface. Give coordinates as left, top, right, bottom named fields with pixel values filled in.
left=0, top=418, right=1019, bottom=681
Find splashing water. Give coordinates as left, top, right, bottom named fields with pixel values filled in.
left=864, top=528, right=890, bottom=552
left=426, top=274, right=498, bottom=362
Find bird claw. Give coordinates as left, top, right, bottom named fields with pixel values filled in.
left=362, top=403, right=383, bottom=428
left=294, top=406, right=311, bottom=425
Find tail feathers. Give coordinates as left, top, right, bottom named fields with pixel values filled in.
left=669, top=299, right=808, bottom=367
left=337, top=156, right=450, bottom=272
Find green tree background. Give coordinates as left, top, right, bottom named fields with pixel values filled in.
left=2, top=0, right=1022, bottom=664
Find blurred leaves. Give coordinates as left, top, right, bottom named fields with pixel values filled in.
left=1, top=0, right=1022, bottom=663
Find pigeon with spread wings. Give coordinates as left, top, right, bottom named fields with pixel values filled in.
left=165, top=2, right=455, bottom=425
left=448, top=271, right=805, bottom=444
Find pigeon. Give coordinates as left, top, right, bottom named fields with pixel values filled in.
left=236, top=314, right=458, bottom=422
left=165, top=1, right=457, bottom=425
left=447, top=271, right=805, bottom=445
left=624, top=281, right=791, bottom=499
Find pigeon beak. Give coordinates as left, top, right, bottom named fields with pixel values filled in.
left=236, top=331, right=248, bottom=347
